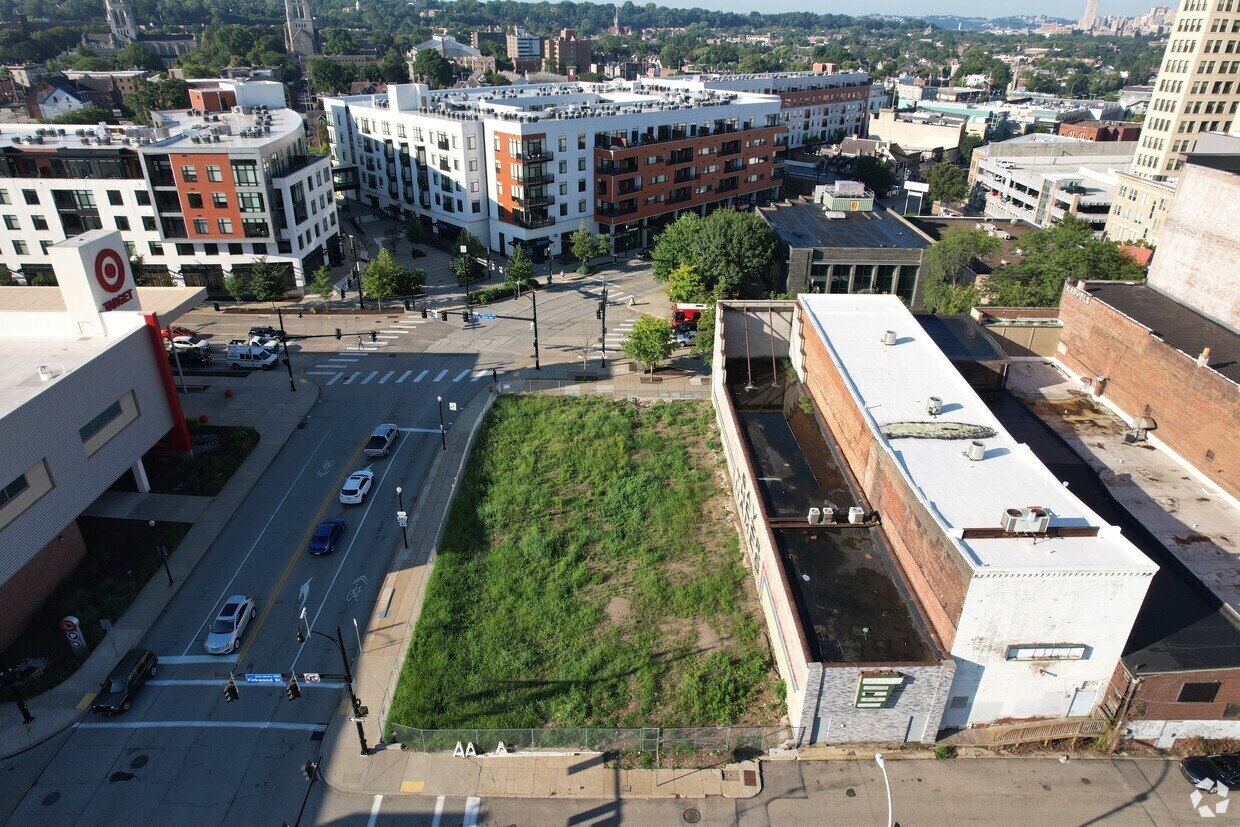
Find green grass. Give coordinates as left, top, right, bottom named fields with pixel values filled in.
left=389, top=397, right=779, bottom=730
left=144, top=424, right=260, bottom=496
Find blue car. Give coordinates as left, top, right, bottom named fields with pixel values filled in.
left=308, top=518, right=345, bottom=556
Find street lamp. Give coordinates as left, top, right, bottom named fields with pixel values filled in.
left=149, top=520, right=173, bottom=586
left=436, top=395, right=446, bottom=451
left=875, top=752, right=893, bottom=827
left=345, top=233, right=366, bottom=310
left=395, top=486, right=407, bottom=549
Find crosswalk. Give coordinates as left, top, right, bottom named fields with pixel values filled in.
left=310, top=351, right=493, bottom=387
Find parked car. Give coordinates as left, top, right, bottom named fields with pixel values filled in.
left=308, top=518, right=345, bottom=555
left=91, top=649, right=158, bottom=715
left=170, top=335, right=211, bottom=352
left=168, top=347, right=212, bottom=367
left=226, top=343, right=279, bottom=370
left=228, top=336, right=279, bottom=352
left=675, top=329, right=697, bottom=347
left=161, top=325, right=196, bottom=341
left=1181, top=753, right=1240, bottom=792
left=365, top=424, right=399, bottom=457
left=339, top=469, right=375, bottom=505
left=248, top=325, right=283, bottom=341
left=204, top=595, right=257, bottom=654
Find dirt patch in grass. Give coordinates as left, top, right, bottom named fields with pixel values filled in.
left=1, top=517, right=189, bottom=699
left=143, top=423, right=260, bottom=496
left=389, top=397, right=781, bottom=731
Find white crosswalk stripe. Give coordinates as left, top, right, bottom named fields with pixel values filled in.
left=327, top=373, right=344, bottom=385
left=379, top=370, right=396, bottom=383
left=360, top=370, right=379, bottom=384
left=396, top=370, right=412, bottom=383
left=452, top=369, right=470, bottom=382
left=413, top=369, right=429, bottom=382
left=433, top=369, right=449, bottom=382
left=306, top=371, right=340, bottom=377
left=471, top=370, right=487, bottom=382
left=343, top=372, right=361, bottom=384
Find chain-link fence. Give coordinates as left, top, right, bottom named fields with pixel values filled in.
left=384, top=724, right=801, bottom=755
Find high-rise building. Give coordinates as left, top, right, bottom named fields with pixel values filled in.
left=284, top=0, right=316, bottom=58
left=1105, top=0, right=1240, bottom=244
left=1080, top=0, right=1100, bottom=31
left=104, top=0, right=137, bottom=44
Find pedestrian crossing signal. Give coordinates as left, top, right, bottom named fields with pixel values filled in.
left=285, top=676, right=301, bottom=701
left=334, top=328, right=342, bottom=340
left=223, top=675, right=239, bottom=703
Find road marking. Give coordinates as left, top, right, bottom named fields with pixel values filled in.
left=433, top=369, right=449, bottom=382
left=361, top=370, right=379, bottom=384
left=400, top=781, right=425, bottom=793
left=343, top=372, right=361, bottom=384
left=77, top=721, right=326, bottom=732
left=414, top=369, right=429, bottom=382
left=471, top=370, right=487, bottom=381
left=326, top=373, right=344, bottom=385
left=160, top=654, right=239, bottom=665
left=147, top=678, right=344, bottom=688
left=379, top=370, right=396, bottom=383
left=181, top=431, right=332, bottom=655
left=367, top=795, right=384, bottom=827
left=76, top=693, right=96, bottom=710
left=380, top=329, right=406, bottom=334
left=376, top=335, right=400, bottom=340
left=327, top=356, right=361, bottom=362
left=464, top=796, right=481, bottom=827
left=452, top=369, right=470, bottom=382
left=236, top=437, right=369, bottom=664
left=397, top=427, right=445, bottom=433
left=430, top=796, right=445, bottom=827
left=306, top=371, right=340, bottom=377
left=396, top=370, right=412, bottom=383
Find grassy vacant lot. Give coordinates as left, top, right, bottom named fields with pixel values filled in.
left=390, top=396, right=783, bottom=731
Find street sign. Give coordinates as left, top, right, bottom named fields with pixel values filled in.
left=430, top=309, right=439, bottom=319
left=397, top=510, right=408, bottom=527
left=449, top=402, right=458, bottom=412
left=244, top=673, right=283, bottom=684
left=302, top=673, right=321, bottom=683
left=349, top=716, right=367, bottom=723
left=299, top=578, right=312, bottom=607
left=477, top=312, right=496, bottom=320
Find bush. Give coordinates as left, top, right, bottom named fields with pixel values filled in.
left=468, top=279, right=539, bottom=304
left=934, top=745, right=957, bottom=759
left=409, top=247, right=427, bottom=258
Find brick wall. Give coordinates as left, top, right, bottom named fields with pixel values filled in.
left=1057, top=285, right=1240, bottom=500
left=799, top=306, right=971, bottom=648
left=0, top=519, right=85, bottom=650
left=1127, top=668, right=1240, bottom=722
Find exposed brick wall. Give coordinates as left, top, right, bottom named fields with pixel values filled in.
left=0, top=519, right=86, bottom=651
left=1127, top=668, right=1240, bottom=722
left=1057, top=286, right=1240, bottom=500
left=800, top=312, right=971, bottom=649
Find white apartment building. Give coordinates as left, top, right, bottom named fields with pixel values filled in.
left=0, top=90, right=335, bottom=291
left=324, top=80, right=784, bottom=257
left=690, top=71, right=872, bottom=148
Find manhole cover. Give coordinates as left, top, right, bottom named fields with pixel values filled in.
left=130, top=755, right=148, bottom=769
left=109, top=771, right=135, bottom=783
left=683, top=809, right=701, bottom=824
left=42, top=792, right=60, bottom=806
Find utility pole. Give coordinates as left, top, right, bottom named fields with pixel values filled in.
left=336, top=626, right=368, bottom=754
left=531, top=291, right=540, bottom=371
left=276, top=306, right=295, bottom=393
left=599, top=285, right=608, bottom=368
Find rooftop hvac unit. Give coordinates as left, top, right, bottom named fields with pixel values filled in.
left=808, top=507, right=822, bottom=525
left=1000, top=506, right=1050, bottom=534
left=881, top=329, right=897, bottom=346
left=926, top=396, right=942, bottom=416
left=848, top=507, right=866, bottom=524
left=822, top=505, right=835, bottom=524
left=966, top=441, right=986, bottom=461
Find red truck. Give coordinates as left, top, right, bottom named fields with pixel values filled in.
left=672, top=303, right=706, bottom=326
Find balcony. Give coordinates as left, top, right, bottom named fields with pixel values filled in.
left=668, top=149, right=694, bottom=165
left=510, top=212, right=555, bottom=229
left=519, top=171, right=554, bottom=186
left=596, top=159, right=638, bottom=175
left=437, top=139, right=450, bottom=151
left=596, top=201, right=637, bottom=217
left=720, top=141, right=742, bottom=156
left=673, top=168, right=698, bottom=184
left=617, top=180, right=642, bottom=195
left=514, top=192, right=555, bottom=208
left=517, top=148, right=553, bottom=163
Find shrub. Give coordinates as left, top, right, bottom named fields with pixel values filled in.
left=934, top=745, right=957, bottom=759
left=468, top=279, right=539, bottom=304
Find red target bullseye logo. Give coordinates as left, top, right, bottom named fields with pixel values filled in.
left=94, top=248, right=126, bottom=293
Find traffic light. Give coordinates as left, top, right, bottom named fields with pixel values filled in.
left=440, top=310, right=447, bottom=322
left=285, top=676, right=301, bottom=701
left=370, top=330, right=378, bottom=343
left=421, top=306, right=428, bottom=319
left=223, top=674, right=239, bottom=703
left=334, top=328, right=342, bottom=340
left=462, top=311, right=471, bottom=322
left=595, top=302, right=603, bottom=320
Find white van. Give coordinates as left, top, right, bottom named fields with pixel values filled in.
left=226, top=343, right=279, bottom=370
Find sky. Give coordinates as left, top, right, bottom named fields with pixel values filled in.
left=605, top=0, right=1156, bottom=21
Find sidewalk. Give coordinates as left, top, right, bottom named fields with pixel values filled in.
left=0, top=374, right=319, bottom=759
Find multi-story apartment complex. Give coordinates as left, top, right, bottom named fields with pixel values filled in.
left=323, top=80, right=784, bottom=257
left=690, top=71, right=871, bottom=149
left=0, top=81, right=336, bottom=291
left=1105, top=0, right=1240, bottom=243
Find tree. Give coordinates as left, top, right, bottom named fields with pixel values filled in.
left=45, top=105, right=115, bottom=125
left=224, top=272, right=249, bottom=302
left=321, top=28, right=359, bottom=56
left=452, top=229, right=486, bottom=284
left=307, top=57, right=355, bottom=94
left=362, top=248, right=426, bottom=308
left=383, top=225, right=402, bottom=252
left=920, top=227, right=999, bottom=314
left=122, top=77, right=190, bottom=123
left=404, top=215, right=428, bottom=247
left=692, top=305, right=715, bottom=364
left=666, top=264, right=708, bottom=303
left=114, top=42, right=165, bottom=71
left=482, top=68, right=511, bottom=86
left=958, top=134, right=985, bottom=164
left=0, top=264, right=14, bottom=285
left=570, top=224, right=602, bottom=274
left=506, top=245, right=533, bottom=283
left=411, top=48, right=455, bottom=89
left=622, top=314, right=674, bottom=375
left=693, top=208, right=778, bottom=296
left=307, top=265, right=336, bottom=306
left=651, top=213, right=703, bottom=282
left=926, top=163, right=969, bottom=205
left=249, top=259, right=288, bottom=306
left=854, top=156, right=896, bottom=195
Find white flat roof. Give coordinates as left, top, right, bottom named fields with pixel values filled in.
left=800, top=294, right=1156, bottom=575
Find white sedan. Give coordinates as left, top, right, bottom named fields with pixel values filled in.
left=204, top=595, right=256, bottom=654
left=170, top=335, right=211, bottom=352
left=339, top=469, right=375, bottom=504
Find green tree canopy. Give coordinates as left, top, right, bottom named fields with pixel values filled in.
left=307, top=57, right=356, bottom=94
left=622, top=314, right=674, bottom=374
left=651, top=212, right=703, bottom=282
left=693, top=208, right=778, bottom=296
left=44, top=105, right=116, bottom=125
left=926, top=162, right=969, bottom=204
left=122, top=76, right=190, bottom=123
left=249, top=259, right=288, bottom=305
left=405, top=215, right=429, bottom=247
left=307, top=265, right=336, bottom=305
left=411, top=48, right=455, bottom=89
left=854, top=156, right=896, bottom=195
left=506, top=245, right=533, bottom=282
left=570, top=224, right=608, bottom=274
left=920, top=227, right=998, bottom=314
left=362, top=248, right=426, bottom=307
left=958, top=134, right=986, bottom=164
left=451, top=229, right=486, bottom=283
left=666, top=264, right=708, bottom=303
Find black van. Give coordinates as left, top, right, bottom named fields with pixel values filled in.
left=92, top=649, right=158, bottom=715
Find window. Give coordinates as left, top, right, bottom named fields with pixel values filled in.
left=212, top=193, right=228, bottom=209
left=204, top=165, right=223, bottom=182
left=203, top=243, right=218, bottom=255
left=578, top=199, right=586, bottom=212
left=578, top=179, right=587, bottom=192
left=23, top=190, right=38, bottom=205
left=1006, top=645, right=1087, bottom=661
left=80, top=400, right=123, bottom=442
left=176, top=242, right=194, bottom=255
left=559, top=160, right=568, bottom=174
left=228, top=243, right=243, bottom=255
left=560, top=182, right=569, bottom=195
left=559, top=202, right=568, bottom=216
left=231, top=160, right=260, bottom=186
left=149, top=242, right=163, bottom=256
left=238, top=192, right=264, bottom=212
left=13, top=240, right=27, bottom=255
left=116, top=216, right=130, bottom=231
left=578, top=133, right=586, bottom=150
left=578, top=157, right=587, bottom=171
left=0, top=473, right=28, bottom=508
left=3, top=215, right=18, bottom=230
left=472, top=201, right=481, bottom=214
left=1179, top=682, right=1221, bottom=703
left=39, top=240, right=51, bottom=254
left=32, top=215, right=48, bottom=231
left=136, top=191, right=151, bottom=206
left=187, top=193, right=203, bottom=209
left=468, top=159, right=478, bottom=172
left=0, top=189, right=8, bottom=204
left=107, top=190, right=123, bottom=206
left=193, top=218, right=209, bottom=234
left=217, top=218, right=233, bottom=234
left=180, top=165, right=198, bottom=182
left=142, top=216, right=157, bottom=232
left=558, top=136, right=568, bottom=152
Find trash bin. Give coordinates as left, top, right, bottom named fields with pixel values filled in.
left=213, top=302, right=221, bottom=311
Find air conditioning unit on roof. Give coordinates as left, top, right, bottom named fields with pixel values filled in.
left=1000, top=507, right=1050, bottom=534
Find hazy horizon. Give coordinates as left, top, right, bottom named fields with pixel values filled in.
left=588, top=0, right=1161, bottom=22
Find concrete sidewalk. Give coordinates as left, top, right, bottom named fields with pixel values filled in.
left=0, top=373, right=318, bottom=759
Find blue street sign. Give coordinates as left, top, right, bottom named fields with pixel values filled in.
left=244, top=673, right=283, bottom=684
left=477, top=313, right=496, bottom=320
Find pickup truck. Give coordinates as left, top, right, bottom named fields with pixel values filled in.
left=365, top=424, right=398, bottom=457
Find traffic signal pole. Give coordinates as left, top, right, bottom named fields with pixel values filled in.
left=336, top=626, right=369, bottom=755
